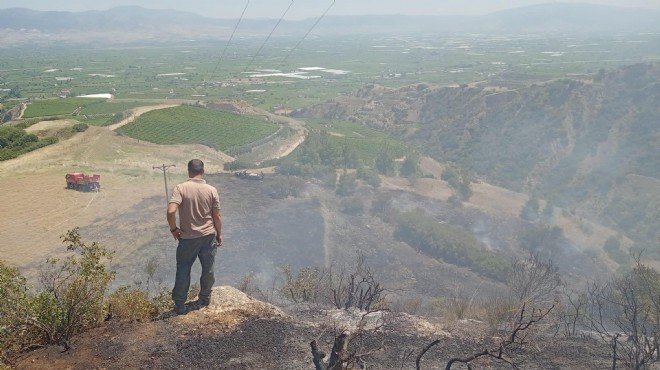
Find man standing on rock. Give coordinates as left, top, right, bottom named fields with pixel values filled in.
left=167, top=159, right=223, bottom=314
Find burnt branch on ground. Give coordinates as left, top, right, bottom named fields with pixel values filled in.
left=416, top=303, right=555, bottom=370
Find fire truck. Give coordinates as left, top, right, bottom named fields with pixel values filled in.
left=65, top=173, right=101, bottom=192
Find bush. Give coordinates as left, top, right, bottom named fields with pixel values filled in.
left=279, top=265, right=330, bottom=304
left=340, top=197, right=364, bottom=215
left=481, top=295, right=519, bottom=333
left=603, top=236, right=627, bottom=263
left=329, top=252, right=387, bottom=311
left=224, top=160, right=257, bottom=171
left=375, top=149, right=397, bottom=175
left=447, top=194, right=463, bottom=208
left=336, top=173, right=357, bottom=196
left=0, top=135, right=58, bottom=162
left=107, top=287, right=154, bottom=322
left=71, top=123, right=88, bottom=132
left=357, top=166, right=381, bottom=187
left=36, top=228, right=115, bottom=347
left=0, top=228, right=115, bottom=364
left=399, top=153, right=420, bottom=178
left=265, top=176, right=305, bottom=199
left=0, top=261, right=35, bottom=365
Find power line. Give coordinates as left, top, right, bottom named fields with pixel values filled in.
left=281, top=0, right=336, bottom=65
left=244, top=0, right=295, bottom=72
left=213, top=0, right=251, bottom=74
left=153, top=164, right=176, bottom=204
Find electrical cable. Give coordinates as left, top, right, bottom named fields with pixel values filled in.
left=213, top=0, right=251, bottom=74
left=281, top=0, right=336, bottom=65
left=244, top=0, right=295, bottom=72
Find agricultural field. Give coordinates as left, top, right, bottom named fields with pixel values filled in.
left=22, top=97, right=105, bottom=118
left=116, top=105, right=279, bottom=151
left=80, top=101, right=153, bottom=115
left=2, top=32, right=659, bottom=114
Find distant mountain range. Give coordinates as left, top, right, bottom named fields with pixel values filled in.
left=1, top=3, right=660, bottom=45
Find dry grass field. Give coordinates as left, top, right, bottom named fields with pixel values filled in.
left=0, top=125, right=232, bottom=275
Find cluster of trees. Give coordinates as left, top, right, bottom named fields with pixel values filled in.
left=0, top=126, right=58, bottom=161
left=519, top=196, right=555, bottom=223
left=394, top=209, right=508, bottom=281
left=441, top=164, right=473, bottom=202
left=275, top=131, right=417, bottom=189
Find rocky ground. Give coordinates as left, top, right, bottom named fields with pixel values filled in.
left=15, top=286, right=614, bottom=370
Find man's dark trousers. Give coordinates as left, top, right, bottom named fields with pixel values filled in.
left=172, top=234, right=216, bottom=305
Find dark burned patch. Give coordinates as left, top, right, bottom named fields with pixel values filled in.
left=172, top=318, right=315, bottom=370
left=16, top=305, right=613, bottom=370
left=81, top=173, right=325, bottom=288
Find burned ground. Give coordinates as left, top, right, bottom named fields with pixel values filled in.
left=15, top=287, right=613, bottom=370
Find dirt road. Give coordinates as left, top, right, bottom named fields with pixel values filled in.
left=107, top=104, right=179, bottom=131
left=248, top=107, right=308, bottom=162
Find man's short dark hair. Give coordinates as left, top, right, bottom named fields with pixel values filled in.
left=188, top=159, right=204, bottom=174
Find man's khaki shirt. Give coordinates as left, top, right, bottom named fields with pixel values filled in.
left=169, top=178, right=220, bottom=239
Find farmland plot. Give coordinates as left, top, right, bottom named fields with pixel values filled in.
left=116, top=105, right=279, bottom=151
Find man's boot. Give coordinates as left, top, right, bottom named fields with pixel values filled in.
left=174, top=301, right=187, bottom=315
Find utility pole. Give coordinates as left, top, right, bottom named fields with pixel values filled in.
left=153, top=164, right=176, bottom=204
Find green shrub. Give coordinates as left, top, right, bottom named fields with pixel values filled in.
left=265, top=176, right=304, bottom=199
left=357, top=166, right=381, bottom=187
left=395, top=209, right=508, bottom=280
left=0, top=261, right=35, bottom=365
left=71, top=123, right=88, bottom=132
left=340, top=197, right=364, bottom=215
left=107, top=286, right=155, bottom=322
left=224, top=160, right=257, bottom=171
left=0, top=130, right=58, bottom=162
left=36, top=228, right=115, bottom=346
left=399, top=153, right=420, bottom=178
left=336, top=173, right=357, bottom=196
left=0, top=228, right=115, bottom=364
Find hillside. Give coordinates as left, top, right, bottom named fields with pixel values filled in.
left=0, top=96, right=643, bottom=369
left=1, top=3, right=660, bottom=46
left=292, top=63, right=660, bottom=251
left=14, top=286, right=612, bottom=370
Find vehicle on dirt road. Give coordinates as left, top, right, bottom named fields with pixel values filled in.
left=234, top=170, right=264, bottom=180
left=65, top=173, right=101, bottom=192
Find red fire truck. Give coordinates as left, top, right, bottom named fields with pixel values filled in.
left=65, top=173, right=100, bottom=192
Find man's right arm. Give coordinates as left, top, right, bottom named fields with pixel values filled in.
left=167, top=203, right=183, bottom=240
left=167, top=185, right=183, bottom=240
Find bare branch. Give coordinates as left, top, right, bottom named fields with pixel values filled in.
left=417, top=304, right=554, bottom=370
left=416, top=340, right=441, bottom=370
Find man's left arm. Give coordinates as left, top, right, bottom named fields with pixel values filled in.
left=167, top=203, right=183, bottom=240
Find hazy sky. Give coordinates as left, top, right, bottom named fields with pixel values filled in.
left=2, top=0, right=660, bottom=19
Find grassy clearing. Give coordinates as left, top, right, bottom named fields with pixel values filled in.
left=116, top=105, right=279, bottom=151
left=23, top=98, right=106, bottom=118
left=304, top=119, right=408, bottom=163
